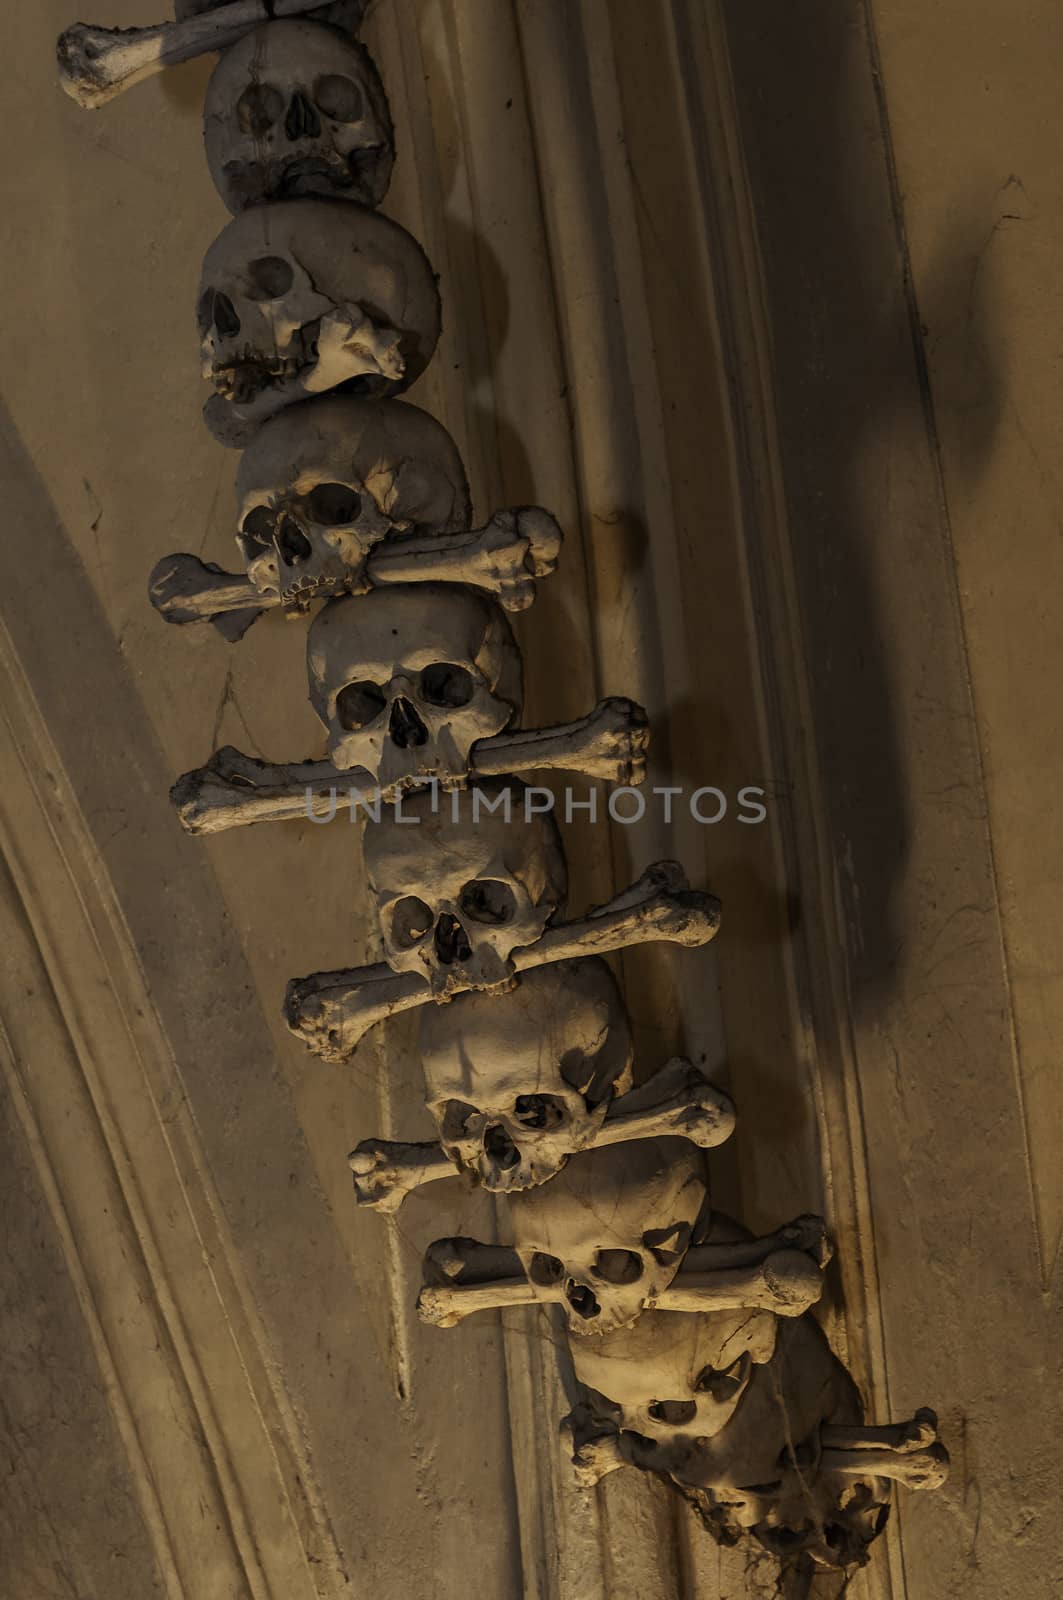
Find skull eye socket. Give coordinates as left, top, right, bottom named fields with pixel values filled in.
left=527, top=1252, right=564, bottom=1287
left=390, top=895, right=434, bottom=950
left=314, top=73, right=365, bottom=123
left=240, top=505, right=275, bottom=549
left=440, top=1100, right=479, bottom=1142
left=336, top=680, right=387, bottom=730
left=237, top=82, right=285, bottom=135
left=201, top=289, right=241, bottom=338
left=247, top=255, right=295, bottom=300
left=592, top=1249, right=643, bottom=1286
left=643, top=1221, right=693, bottom=1268
left=648, top=1400, right=697, bottom=1426
left=513, top=1094, right=566, bottom=1130
left=694, top=1353, right=750, bottom=1404
left=307, top=482, right=362, bottom=525
left=458, top=879, right=516, bottom=926
left=418, top=663, right=475, bottom=709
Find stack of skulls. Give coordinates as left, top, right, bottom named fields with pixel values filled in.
left=57, top=0, right=950, bottom=1576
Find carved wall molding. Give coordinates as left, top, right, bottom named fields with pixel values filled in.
left=0, top=617, right=348, bottom=1598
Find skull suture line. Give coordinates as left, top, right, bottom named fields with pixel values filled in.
left=419, top=958, right=634, bottom=1192
left=307, top=585, right=522, bottom=794
left=205, top=20, right=394, bottom=213
left=235, top=394, right=470, bottom=609
left=508, top=1138, right=707, bottom=1336
left=197, top=198, right=440, bottom=437
left=363, top=781, right=567, bottom=996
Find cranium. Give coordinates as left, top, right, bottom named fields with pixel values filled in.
left=234, top=395, right=470, bottom=608
left=364, top=781, right=568, bottom=996
left=567, top=1300, right=778, bottom=1477
left=508, top=1138, right=706, bottom=1336
left=204, top=20, right=393, bottom=213
left=197, top=198, right=440, bottom=431
left=307, top=586, right=521, bottom=793
left=419, top=958, right=633, bottom=1192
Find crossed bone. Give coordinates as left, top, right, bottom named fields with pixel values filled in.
left=149, top=507, right=563, bottom=641
left=172, top=698, right=648, bottom=835
left=818, top=1408, right=950, bottom=1491
left=285, top=862, right=721, bottom=1062
left=58, top=0, right=354, bottom=109
left=349, top=1057, right=737, bottom=1214
left=416, top=1215, right=833, bottom=1330
left=567, top=1406, right=949, bottom=1494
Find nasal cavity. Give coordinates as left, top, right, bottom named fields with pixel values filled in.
left=388, top=696, right=428, bottom=749
left=483, top=1124, right=520, bottom=1170
left=565, top=1281, right=601, bottom=1321
left=277, top=517, right=312, bottom=566
left=286, top=91, right=322, bottom=141
left=212, top=292, right=241, bottom=339
left=434, top=913, right=472, bottom=966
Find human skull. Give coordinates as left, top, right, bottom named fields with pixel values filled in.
left=363, top=782, right=567, bottom=996
left=508, top=1138, right=707, bottom=1336
left=204, top=21, right=394, bottom=214
left=308, top=586, right=521, bottom=792
left=666, top=1316, right=866, bottom=1546
left=235, top=395, right=470, bottom=609
left=197, top=198, right=440, bottom=421
left=567, top=1301, right=777, bottom=1475
left=419, top=958, right=633, bottom=1192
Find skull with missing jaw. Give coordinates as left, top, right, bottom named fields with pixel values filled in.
left=197, top=198, right=440, bottom=436
left=307, top=584, right=522, bottom=795
left=204, top=20, right=394, bottom=213
left=509, top=1138, right=707, bottom=1336
left=364, top=781, right=567, bottom=998
left=234, top=394, right=470, bottom=610
left=419, top=958, right=634, bottom=1192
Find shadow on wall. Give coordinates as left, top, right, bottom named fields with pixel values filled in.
left=723, top=0, right=998, bottom=1021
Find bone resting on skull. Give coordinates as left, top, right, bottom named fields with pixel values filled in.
left=171, top=700, right=648, bottom=833
left=147, top=511, right=560, bottom=635
left=285, top=863, right=722, bottom=1061
left=348, top=1137, right=455, bottom=1213
left=58, top=0, right=332, bottom=108
left=348, top=1056, right=734, bottom=1212
left=415, top=1211, right=831, bottom=1330
left=199, top=202, right=441, bottom=440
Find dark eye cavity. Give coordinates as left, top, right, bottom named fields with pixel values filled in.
left=314, top=73, right=365, bottom=123
left=237, top=82, right=285, bottom=136
left=204, top=290, right=241, bottom=339
left=647, top=1400, right=697, bottom=1426
left=247, top=255, right=295, bottom=300
left=240, top=505, right=276, bottom=548
left=458, top=879, right=516, bottom=926
left=307, top=482, right=362, bottom=525
left=390, top=895, right=434, bottom=949
left=335, top=680, right=387, bottom=730
left=527, top=1253, right=564, bottom=1287
left=440, top=1100, right=479, bottom=1142
left=592, top=1249, right=643, bottom=1285
left=694, top=1353, right=750, bottom=1405
left=419, top=663, right=475, bottom=709
left=513, top=1094, right=566, bottom=1130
